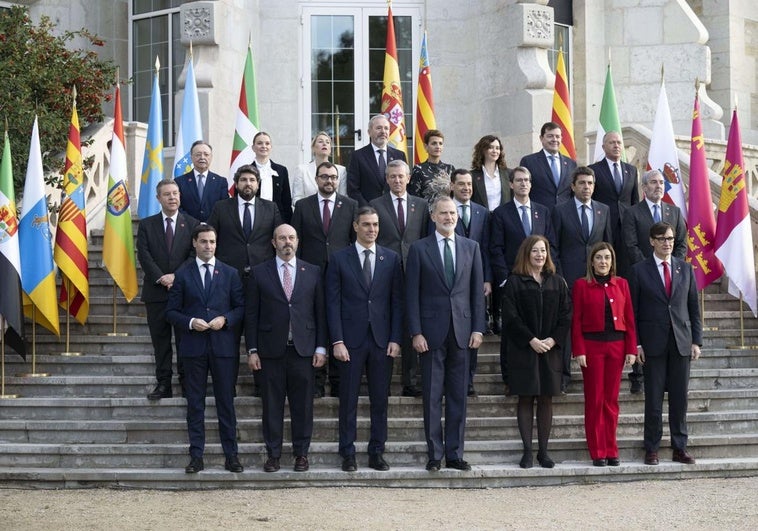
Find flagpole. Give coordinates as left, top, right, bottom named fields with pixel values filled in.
left=0, top=315, right=20, bottom=399
left=727, top=294, right=758, bottom=350
left=106, top=283, right=128, bottom=337
left=17, top=307, right=50, bottom=378
left=335, top=105, right=341, bottom=165
left=60, top=278, right=81, bottom=356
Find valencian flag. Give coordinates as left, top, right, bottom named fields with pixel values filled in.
left=714, top=110, right=757, bottom=316
left=137, top=57, right=163, bottom=219
left=0, top=129, right=26, bottom=358
left=173, top=53, right=203, bottom=178
left=54, top=90, right=90, bottom=324
left=19, top=116, right=59, bottom=335
left=551, top=48, right=576, bottom=159
left=592, top=63, right=623, bottom=162
left=103, top=85, right=138, bottom=302
left=381, top=4, right=407, bottom=159
left=413, top=31, right=435, bottom=165
left=229, top=43, right=260, bottom=194
left=648, top=77, right=687, bottom=217
left=685, top=88, right=724, bottom=289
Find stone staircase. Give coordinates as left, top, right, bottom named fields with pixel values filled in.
left=1, top=229, right=757, bottom=489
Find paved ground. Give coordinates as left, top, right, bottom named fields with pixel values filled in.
left=2, top=476, right=758, bottom=530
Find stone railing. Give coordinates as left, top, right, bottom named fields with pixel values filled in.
left=46, top=119, right=147, bottom=234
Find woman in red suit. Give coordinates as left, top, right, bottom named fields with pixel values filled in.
left=571, top=242, right=637, bottom=466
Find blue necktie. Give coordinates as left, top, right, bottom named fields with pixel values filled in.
left=203, top=263, right=212, bottom=297
left=613, top=163, right=623, bottom=194
left=653, top=204, right=661, bottom=223
left=243, top=202, right=252, bottom=239
left=520, top=205, right=531, bottom=236
left=550, top=155, right=560, bottom=187
left=580, top=205, right=590, bottom=241
left=197, top=173, right=205, bottom=199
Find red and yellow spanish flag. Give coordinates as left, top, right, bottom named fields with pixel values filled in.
left=54, top=90, right=90, bottom=324
left=381, top=5, right=407, bottom=159
left=685, top=87, right=723, bottom=290
left=103, top=85, right=138, bottom=302
left=551, top=48, right=576, bottom=159
left=413, top=31, right=435, bottom=165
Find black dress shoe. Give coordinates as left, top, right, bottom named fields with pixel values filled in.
left=368, top=453, right=389, bottom=471
left=342, top=455, right=357, bottom=472
left=644, top=451, right=659, bottom=465
left=313, top=387, right=324, bottom=399
left=402, top=386, right=422, bottom=397
left=536, top=452, right=555, bottom=468
left=592, top=458, right=607, bottom=467
left=606, top=457, right=620, bottom=466
left=329, top=385, right=340, bottom=398
left=425, top=459, right=441, bottom=472
left=185, top=456, right=204, bottom=474
left=467, top=386, right=477, bottom=397
left=147, top=384, right=172, bottom=400
left=445, top=459, right=471, bottom=471
left=672, top=449, right=696, bottom=464
left=630, top=381, right=643, bottom=394
left=225, top=455, right=243, bottom=473
left=294, top=455, right=309, bottom=472
left=263, top=456, right=280, bottom=472
left=519, top=452, right=533, bottom=469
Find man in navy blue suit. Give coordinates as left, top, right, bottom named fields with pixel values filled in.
left=406, top=196, right=486, bottom=472
left=629, top=222, right=702, bottom=466
left=174, top=140, right=229, bottom=222
left=519, top=122, right=577, bottom=210
left=450, top=168, right=491, bottom=396
left=245, top=224, right=328, bottom=473
left=165, top=224, right=245, bottom=474
left=489, top=166, right=556, bottom=389
left=347, top=115, right=407, bottom=206
left=326, top=206, right=403, bottom=472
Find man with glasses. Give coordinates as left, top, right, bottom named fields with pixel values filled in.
left=622, top=169, right=687, bottom=393
left=629, top=222, right=701, bottom=466
left=291, top=161, right=358, bottom=397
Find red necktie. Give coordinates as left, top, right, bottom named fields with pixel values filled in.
left=322, top=199, right=331, bottom=234
left=662, top=261, right=672, bottom=298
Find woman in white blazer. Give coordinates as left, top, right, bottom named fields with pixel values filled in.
left=292, top=131, right=347, bottom=205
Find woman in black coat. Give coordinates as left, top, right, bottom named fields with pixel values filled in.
left=502, top=235, right=571, bottom=469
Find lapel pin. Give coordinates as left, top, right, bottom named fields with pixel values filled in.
left=379, top=255, right=385, bottom=261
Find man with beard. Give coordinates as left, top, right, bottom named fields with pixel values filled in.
left=291, top=161, right=357, bottom=398
left=406, top=196, right=486, bottom=472
left=207, top=164, right=283, bottom=393
left=245, top=224, right=328, bottom=472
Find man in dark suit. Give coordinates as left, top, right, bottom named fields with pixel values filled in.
left=245, top=224, right=328, bottom=473
left=291, top=161, right=358, bottom=398
left=450, top=168, right=491, bottom=396
left=347, top=114, right=407, bottom=206
left=406, top=196, right=486, bottom=472
left=165, top=224, right=245, bottom=474
left=252, top=132, right=293, bottom=223
left=137, top=178, right=199, bottom=400
left=519, top=122, right=578, bottom=210
left=489, top=166, right=556, bottom=388
left=622, top=169, right=687, bottom=394
left=174, top=140, right=229, bottom=222
left=370, top=159, right=429, bottom=397
left=589, top=131, right=639, bottom=275
left=326, top=206, right=403, bottom=472
left=552, top=166, right=613, bottom=390
left=208, top=164, right=283, bottom=395
left=207, top=164, right=283, bottom=282
left=629, top=222, right=702, bottom=466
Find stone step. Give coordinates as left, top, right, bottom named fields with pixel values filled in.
left=2, top=432, right=757, bottom=471
left=1, top=387, right=756, bottom=422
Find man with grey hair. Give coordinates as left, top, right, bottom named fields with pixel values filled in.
left=621, top=168, right=687, bottom=394
left=371, top=158, right=429, bottom=397
left=347, top=114, right=407, bottom=206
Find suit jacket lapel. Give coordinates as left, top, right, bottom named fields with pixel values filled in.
left=348, top=246, right=370, bottom=293
left=646, top=257, right=668, bottom=301
left=425, top=237, right=449, bottom=290
left=589, top=201, right=605, bottom=241
left=189, top=263, right=205, bottom=300
left=381, top=195, right=401, bottom=239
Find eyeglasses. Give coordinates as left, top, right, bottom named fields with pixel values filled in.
left=317, top=174, right=339, bottom=181
left=653, top=236, right=675, bottom=242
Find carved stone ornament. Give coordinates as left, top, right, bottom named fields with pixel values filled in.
left=522, top=5, right=553, bottom=47
left=182, top=5, right=214, bottom=45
